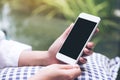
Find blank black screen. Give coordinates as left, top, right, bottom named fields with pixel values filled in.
left=59, top=18, right=96, bottom=59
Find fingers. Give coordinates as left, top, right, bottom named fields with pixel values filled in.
left=78, top=42, right=94, bottom=64
left=56, top=64, right=74, bottom=69
left=54, top=64, right=81, bottom=80
left=78, top=28, right=98, bottom=64
left=83, top=42, right=94, bottom=56
left=65, top=65, right=81, bottom=79
left=82, top=28, right=98, bottom=56
left=55, top=64, right=79, bottom=70
left=53, top=64, right=81, bottom=77
left=95, top=28, right=99, bottom=34
left=86, top=42, right=95, bottom=50
left=70, top=67, right=81, bottom=78
left=78, top=57, right=87, bottom=64
left=83, top=48, right=93, bottom=56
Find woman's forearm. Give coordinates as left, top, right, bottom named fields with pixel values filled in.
left=18, top=51, right=49, bottom=67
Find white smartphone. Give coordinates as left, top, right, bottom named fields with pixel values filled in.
left=56, top=12, right=101, bottom=65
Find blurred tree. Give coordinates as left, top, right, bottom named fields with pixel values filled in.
left=0, top=0, right=119, bottom=51
left=31, top=0, right=120, bottom=43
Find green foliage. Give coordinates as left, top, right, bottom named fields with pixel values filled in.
left=31, top=0, right=120, bottom=43
left=12, top=15, right=69, bottom=50
left=0, top=0, right=42, bottom=13
left=0, top=0, right=119, bottom=46
left=32, top=0, right=107, bottom=20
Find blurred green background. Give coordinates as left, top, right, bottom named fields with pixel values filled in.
left=0, top=0, right=120, bottom=58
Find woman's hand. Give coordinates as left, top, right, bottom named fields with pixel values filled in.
left=18, top=23, right=99, bottom=66
left=47, top=23, right=99, bottom=65
left=29, top=64, right=81, bottom=80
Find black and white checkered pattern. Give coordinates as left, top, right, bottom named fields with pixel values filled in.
left=0, top=53, right=120, bottom=80
left=0, top=66, right=40, bottom=80
left=78, top=53, right=120, bottom=80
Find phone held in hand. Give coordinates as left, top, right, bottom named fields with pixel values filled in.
left=56, top=12, right=101, bottom=65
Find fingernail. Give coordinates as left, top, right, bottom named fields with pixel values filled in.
left=82, top=58, right=87, bottom=64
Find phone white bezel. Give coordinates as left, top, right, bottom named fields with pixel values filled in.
left=56, top=12, right=101, bottom=65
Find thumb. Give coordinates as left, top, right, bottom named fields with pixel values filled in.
left=60, top=23, right=74, bottom=39
left=66, top=65, right=81, bottom=78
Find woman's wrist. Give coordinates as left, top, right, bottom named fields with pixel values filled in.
left=38, top=51, right=51, bottom=66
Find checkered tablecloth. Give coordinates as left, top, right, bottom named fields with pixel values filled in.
left=78, top=53, right=120, bottom=80
left=0, top=66, right=40, bottom=80
left=0, top=53, right=120, bottom=80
